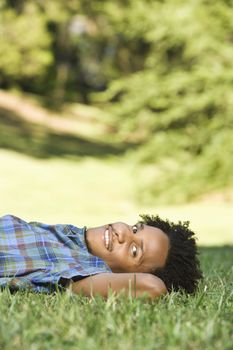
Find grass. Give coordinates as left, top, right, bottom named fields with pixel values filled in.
left=0, top=246, right=232, bottom=350
left=0, top=149, right=232, bottom=245
left=0, top=150, right=232, bottom=349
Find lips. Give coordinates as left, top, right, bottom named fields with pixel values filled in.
left=104, top=225, right=113, bottom=251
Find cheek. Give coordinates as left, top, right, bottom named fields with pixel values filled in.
left=106, top=251, right=130, bottom=272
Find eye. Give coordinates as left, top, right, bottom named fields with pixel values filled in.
left=131, top=245, right=138, bottom=257
left=132, top=225, right=138, bottom=234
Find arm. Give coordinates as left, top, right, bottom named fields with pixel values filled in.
left=71, top=273, right=167, bottom=299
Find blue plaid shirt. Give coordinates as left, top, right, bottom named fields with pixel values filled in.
left=0, top=215, right=111, bottom=292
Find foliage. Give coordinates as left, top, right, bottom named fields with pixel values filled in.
left=0, top=1, right=52, bottom=89
left=94, top=0, right=233, bottom=202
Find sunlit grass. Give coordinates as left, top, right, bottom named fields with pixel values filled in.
left=0, top=150, right=232, bottom=350
left=0, top=246, right=232, bottom=350
left=0, top=149, right=232, bottom=245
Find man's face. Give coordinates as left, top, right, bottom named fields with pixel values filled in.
left=85, top=222, right=170, bottom=273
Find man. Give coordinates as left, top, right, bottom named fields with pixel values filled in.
left=0, top=214, right=202, bottom=299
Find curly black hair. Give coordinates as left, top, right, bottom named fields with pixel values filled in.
left=139, top=214, right=203, bottom=294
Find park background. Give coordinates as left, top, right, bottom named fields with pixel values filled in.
left=0, top=0, right=232, bottom=245
left=0, top=1, right=233, bottom=350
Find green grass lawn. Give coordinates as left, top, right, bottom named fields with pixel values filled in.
left=0, top=246, right=232, bottom=350
left=0, top=150, right=232, bottom=349
left=0, top=149, right=232, bottom=245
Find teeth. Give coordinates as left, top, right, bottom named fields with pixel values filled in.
left=104, top=229, right=110, bottom=249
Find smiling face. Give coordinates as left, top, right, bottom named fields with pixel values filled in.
left=85, top=222, right=170, bottom=273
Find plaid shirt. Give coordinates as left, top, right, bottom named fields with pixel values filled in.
left=0, top=215, right=111, bottom=292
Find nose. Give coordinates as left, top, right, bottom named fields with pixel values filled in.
left=112, top=222, right=131, bottom=244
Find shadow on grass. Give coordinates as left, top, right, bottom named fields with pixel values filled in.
left=0, top=108, right=136, bottom=158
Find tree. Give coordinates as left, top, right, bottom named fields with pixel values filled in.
left=92, top=0, right=233, bottom=202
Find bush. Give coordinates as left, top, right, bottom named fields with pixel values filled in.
left=94, top=0, right=233, bottom=203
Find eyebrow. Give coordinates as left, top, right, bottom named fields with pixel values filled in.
left=137, top=223, right=144, bottom=258
left=137, top=222, right=144, bottom=231
left=141, top=239, right=144, bottom=254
